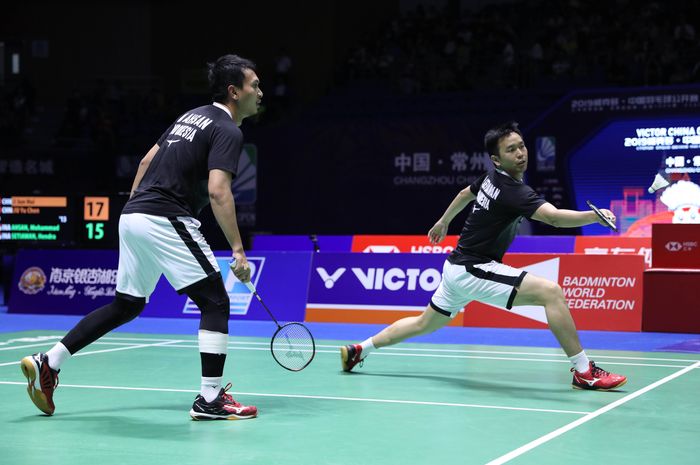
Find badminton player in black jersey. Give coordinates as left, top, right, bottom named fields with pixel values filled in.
left=21, top=54, right=264, bottom=418
left=341, top=121, right=627, bottom=391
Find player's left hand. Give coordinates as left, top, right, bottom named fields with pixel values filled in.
left=428, top=221, right=448, bottom=244
left=230, top=253, right=251, bottom=283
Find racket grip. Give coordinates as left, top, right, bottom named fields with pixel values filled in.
left=230, top=260, right=257, bottom=292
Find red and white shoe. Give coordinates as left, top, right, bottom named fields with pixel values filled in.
left=189, top=383, right=257, bottom=420
left=20, top=353, right=60, bottom=415
left=340, top=344, right=364, bottom=372
left=572, top=361, right=627, bottom=391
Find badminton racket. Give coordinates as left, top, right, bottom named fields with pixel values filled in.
left=586, top=200, right=617, bottom=232
left=243, top=281, right=315, bottom=372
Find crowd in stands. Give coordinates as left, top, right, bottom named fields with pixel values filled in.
left=52, top=79, right=177, bottom=155
left=0, top=76, right=177, bottom=155
left=340, top=0, right=700, bottom=94
left=0, top=78, right=35, bottom=149
left=4, top=0, right=700, bottom=155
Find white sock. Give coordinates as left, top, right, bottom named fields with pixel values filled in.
left=569, top=350, right=591, bottom=373
left=201, top=376, right=223, bottom=403
left=46, top=342, right=71, bottom=371
left=360, top=337, right=376, bottom=358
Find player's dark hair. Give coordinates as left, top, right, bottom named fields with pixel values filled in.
left=207, top=54, right=256, bottom=103
left=484, top=121, right=523, bottom=156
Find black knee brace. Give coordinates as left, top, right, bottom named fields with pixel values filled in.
left=184, top=278, right=230, bottom=334
left=111, top=292, right=146, bottom=324
left=61, top=292, right=146, bottom=353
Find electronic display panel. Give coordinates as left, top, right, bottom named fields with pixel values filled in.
left=568, top=117, right=700, bottom=235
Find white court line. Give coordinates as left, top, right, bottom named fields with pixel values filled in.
left=344, top=347, right=700, bottom=363
left=2, top=339, right=697, bottom=365
left=0, top=341, right=157, bottom=351
left=94, top=337, right=700, bottom=363
left=0, top=342, right=64, bottom=352
left=0, top=380, right=590, bottom=415
left=0, top=340, right=184, bottom=367
left=0, top=338, right=695, bottom=370
left=349, top=352, right=697, bottom=369
left=124, top=344, right=696, bottom=369
left=80, top=336, right=186, bottom=342
left=223, top=341, right=700, bottom=363
left=485, top=360, right=700, bottom=465
left=71, top=340, right=185, bottom=357
left=0, top=335, right=187, bottom=344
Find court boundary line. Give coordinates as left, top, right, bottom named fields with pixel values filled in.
left=0, top=339, right=696, bottom=370
left=0, top=339, right=184, bottom=367
left=86, top=336, right=700, bottom=363
left=136, top=344, right=697, bottom=369
left=0, top=380, right=591, bottom=415
left=0, top=342, right=66, bottom=352
left=484, top=360, right=700, bottom=465
left=0, top=341, right=153, bottom=352
left=3, top=334, right=700, bottom=363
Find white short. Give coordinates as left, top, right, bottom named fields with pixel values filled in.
left=116, top=213, right=220, bottom=300
left=430, top=260, right=527, bottom=318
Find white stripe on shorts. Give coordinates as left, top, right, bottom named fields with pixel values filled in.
left=116, top=213, right=220, bottom=299
left=430, top=260, right=527, bottom=318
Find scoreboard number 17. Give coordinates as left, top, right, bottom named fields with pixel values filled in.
left=84, top=197, right=110, bottom=221
left=84, top=196, right=110, bottom=241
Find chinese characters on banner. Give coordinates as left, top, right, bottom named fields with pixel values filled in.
left=574, top=236, right=652, bottom=268
left=392, top=150, right=491, bottom=187
left=0, top=159, right=54, bottom=175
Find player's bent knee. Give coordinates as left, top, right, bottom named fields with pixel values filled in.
left=516, top=275, right=557, bottom=306
left=185, top=278, right=230, bottom=334
left=199, top=301, right=230, bottom=333
left=554, top=283, right=565, bottom=298
left=114, top=292, right=146, bottom=324
left=418, top=305, right=452, bottom=333
left=543, top=281, right=565, bottom=304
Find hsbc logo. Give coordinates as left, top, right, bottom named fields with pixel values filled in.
left=410, top=245, right=454, bottom=253
left=665, top=241, right=698, bottom=252
left=362, top=244, right=454, bottom=253
left=316, top=266, right=441, bottom=291
left=665, top=241, right=682, bottom=252
left=363, top=245, right=401, bottom=253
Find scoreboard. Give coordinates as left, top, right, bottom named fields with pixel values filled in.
left=0, top=196, right=70, bottom=241
left=0, top=194, right=128, bottom=247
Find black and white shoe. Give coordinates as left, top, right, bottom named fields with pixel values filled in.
left=189, top=383, right=257, bottom=420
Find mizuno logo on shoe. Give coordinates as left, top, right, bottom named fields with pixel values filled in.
left=582, top=377, right=600, bottom=386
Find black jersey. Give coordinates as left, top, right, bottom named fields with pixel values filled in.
left=123, top=104, right=243, bottom=218
left=448, top=169, right=546, bottom=265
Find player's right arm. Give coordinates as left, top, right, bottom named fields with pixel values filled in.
left=208, top=168, right=251, bottom=283
left=130, top=143, right=159, bottom=198
left=428, top=184, right=478, bottom=244
left=531, top=202, right=613, bottom=228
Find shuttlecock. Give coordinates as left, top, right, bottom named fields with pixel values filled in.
left=648, top=173, right=670, bottom=193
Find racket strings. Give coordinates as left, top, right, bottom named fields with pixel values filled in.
left=271, top=323, right=315, bottom=371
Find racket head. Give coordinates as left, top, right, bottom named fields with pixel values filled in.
left=270, top=322, right=316, bottom=372
left=586, top=200, right=618, bottom=232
